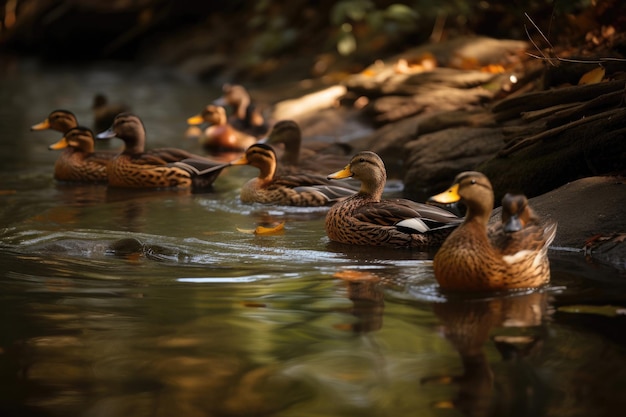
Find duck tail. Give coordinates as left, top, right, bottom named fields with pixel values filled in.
left=172, top=158, right=229, bottom=191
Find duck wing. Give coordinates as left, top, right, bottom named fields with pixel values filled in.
left=292, top=184, right=357, bottom=203
left=353, top=199, right=462, bottom=233
left=144, top=147, right=196, bottom=164
left=273, top=173, right=335, bottom=187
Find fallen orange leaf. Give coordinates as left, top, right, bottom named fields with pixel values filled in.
left=578, top=66, right=605, bottom=85
left=333, top=270, right=380, bottom=282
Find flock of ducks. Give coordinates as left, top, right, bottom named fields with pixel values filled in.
left=30, top=85, right=557, bottom=293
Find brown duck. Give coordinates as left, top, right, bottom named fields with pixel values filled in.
left=186, top=104, right=256, bottom=152
left=325, top=151, right=462, bottom=247
left=48, top=126, right=110, bottom=183
left=215, top=84, right=269, bottom=137
left=261, top=120, right=351, bottom=176
left=96, top=113, right=228, bottom=190
left=429, top=171, right=557, bottom=292
left=92, top=93, right=130, bottom=133
left=228, top=143, right=355, bottom=206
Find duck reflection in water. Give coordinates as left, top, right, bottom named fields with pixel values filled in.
left=424, top=291, right=551, bottom=417
left=334, top=270, right=386, bottom=333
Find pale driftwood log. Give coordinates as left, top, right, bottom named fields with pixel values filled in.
left=345, top=68, right=498, bottom=98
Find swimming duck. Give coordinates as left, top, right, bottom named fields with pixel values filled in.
left=325, top=151, right=462, bottom=247
left=31, top=109, right=79, bottom=134
left=262, top=120, right=351, bottom=175
left=48, top=126, right=110, bottom=183
left=186, top=104, right=256, bottom=151
left=92, top=93, right=130, bottom=133
left=228, top=143, right=356, bottom=206
left=216, top=84, right=269, bottom=137
left=429, top=171, right=557, bottom=292
left=96, top=113, right=228, bottom=190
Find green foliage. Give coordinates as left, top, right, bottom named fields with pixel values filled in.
left=331, top=0, right=419, bottom=56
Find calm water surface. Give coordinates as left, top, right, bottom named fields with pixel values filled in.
left=1, top=61, right=625, bottom=417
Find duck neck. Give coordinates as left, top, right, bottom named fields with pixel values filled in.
left=464, top=196, right=493, bottom=226
left=359, top=174, right=385, bottom=201
left=122, top=132, right=146, bottom=154
left=258, top=163, right=276, bottom=181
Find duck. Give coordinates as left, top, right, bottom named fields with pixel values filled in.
left=186, top=104, right=256, bottom=152
left=96, top=113, right=228, bottom=190
left=31, top=109, right=79, bottom=134
left=48, top=126, right=110, bottom=183
left=215, top=84, right=269, bottom=137
left=261, top=120, right=352, bottom=176
left=228, top=143, right=356, bottom=206
left=429, top=171, right=557, bottom=292
left=92, top=93, right=130, bottom=133
left=325, top=151, right=462, bottom=247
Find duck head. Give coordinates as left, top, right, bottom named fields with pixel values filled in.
left=229, top=143, right=277, bottom=179
left=430, top=171, right=494, bottom=224
left=49, top=126, right=96, bottom=153
left=96, top=112, right=146, bottom=154
left=328, top=151, right=386, bottom=199
left=31, top=110, right=78, bottom=134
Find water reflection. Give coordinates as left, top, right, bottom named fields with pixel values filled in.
left=426, top=291, right=550, bottom=417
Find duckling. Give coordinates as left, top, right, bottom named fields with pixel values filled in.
left=228, top=143, right=356, bottom=206
left=48, top=126, right=110, bottom=183
left=216, top=84, right=269, bottom=137
left=262, top=120, right=351, bottom=175
left=31, top=109, right=79, bottom=134
left=429, top=172, right=557, bottom=292
left=96, top=113, right=228, bottom=190
left=92, top=93, right=130, bottom=133
left=325, top=151, right=462, bottom=247
left=186, top=104, right=256, bottom=152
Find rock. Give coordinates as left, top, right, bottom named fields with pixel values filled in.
left=403, top=126, right=505, bottom=201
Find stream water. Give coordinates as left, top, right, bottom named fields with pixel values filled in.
left=1, top=59, right=625, bottom=417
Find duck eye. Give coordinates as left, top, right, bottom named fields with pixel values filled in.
left=359, top=158, right=365, bottom=163
left=470, top=179, right=476, bottom=185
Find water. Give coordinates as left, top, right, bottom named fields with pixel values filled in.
left=1, top=60, right=626, bottom=417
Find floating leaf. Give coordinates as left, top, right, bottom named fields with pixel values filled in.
left=578, top=66, right=605, bottom=85
left=237, top=222, right=285, bottom=235
left=333, top=270, right=380, bottom=282
left=255, top=222, right=285, bottom=235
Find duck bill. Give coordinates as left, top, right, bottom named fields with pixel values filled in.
left=30, top=119, right=50, bottom=131
left=48, top=137, right=69, bottom=150
left=430, top=184, right=461, bottom=204
left=186, top=114, right=204, bottom=125
left=96, top=127, right=116, bottom=140
left=229, top=155, right=249, bottom=166
left=503, top=214, right=523, bottom=233
left=327, top=165, right=353, bottom=180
